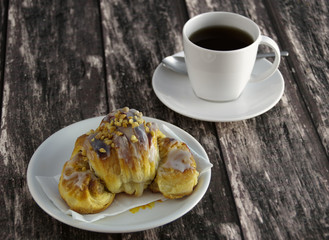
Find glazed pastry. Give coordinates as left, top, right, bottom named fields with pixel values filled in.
left=58, top=135, right=115, bottom=214
left=58, top=107, right=199, bottom=214
left=85, top=107, right=162, bottom=196
left=150, top=137, right=199, bottom=199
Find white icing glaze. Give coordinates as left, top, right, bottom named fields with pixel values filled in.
left=115, top=124, right=155, bottom=163
left=146, top=122, right=160, bottom=163
left=133, top=124, right=148, bottom=150
left=113, top=134, right=131, bottom=163
left=63, top=166, right=90, bottom=190
left=162, top=148, right=193, bottom=172
left=148, top=142, right=158, bottom=162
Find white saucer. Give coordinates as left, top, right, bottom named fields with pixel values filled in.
left=27, top=116, right=211, bottom=233
left=152, top=52, right=284, bottom=122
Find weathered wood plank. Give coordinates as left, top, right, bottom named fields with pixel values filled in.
left=185, top=0, right=329, bottom=239
left=100, top=0, right=242, bottom=239
left=264, top=0, right=329, bottom=156
left=0, top=0, right=112, bottom=239
left=0, top=0, right=8, bottom=118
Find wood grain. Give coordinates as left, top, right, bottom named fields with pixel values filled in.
left=0, top=0, right=8, bottom=118
left=0, top=0, right=110, bottom=239
left=264, top=0, right=329, bottom=156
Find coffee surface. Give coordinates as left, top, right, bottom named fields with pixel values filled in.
left=189, top=26, right=254, bottom=51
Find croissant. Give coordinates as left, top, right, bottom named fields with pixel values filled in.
left=85, top=107, right=161, bottom=196
left=149, top=137, right=199, bottom=199
left=58, top=107, right=199, bottom=214
left=59, top=107, right=163, bottom=213
left=58, top=135, right=115, bottom=214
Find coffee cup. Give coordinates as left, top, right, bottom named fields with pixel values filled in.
left=183, top=12, right=281, bottom=102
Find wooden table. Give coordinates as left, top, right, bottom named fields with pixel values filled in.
left=1, top=0, right=328, bottom=239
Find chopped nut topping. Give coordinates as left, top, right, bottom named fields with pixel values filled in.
left=108, top=126, right=116, bottom=133
left=116, top=131, right=123, bottom=136
left=95, top=132, right=102, bottom=139
left=86, top=130, right=94, bottom=136
left=131, top=135, right=138, bottom=143
left=114, top=112, right=120, bottom=118
left=122, top=107, right=129, bottom=112
left=99, top=148, right=106, bottom=153
left=85, top=108, right=151, bottom=153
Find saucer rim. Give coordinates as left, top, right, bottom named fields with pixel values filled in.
left=152, top=53, right=284, bottom=122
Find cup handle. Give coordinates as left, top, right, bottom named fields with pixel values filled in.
left=251, top=35, right=281, bottom=82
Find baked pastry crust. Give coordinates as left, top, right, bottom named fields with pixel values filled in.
left=150, top=137, right=199, bottom=199
left=58, top=135, right=115, bottom=214
left=86, top=108, right=161, bottom=196
left=58, top=107, right=200, bottom=214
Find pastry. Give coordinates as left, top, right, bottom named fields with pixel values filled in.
left=58, top=135, right=115, bottom=214
left=85, top=107, right=161, bottom=196
left=59, top=107, right=163, bottom=213
left=58, top=107, right=200, bottom=214
left=150, top=137, right=199, bottom=199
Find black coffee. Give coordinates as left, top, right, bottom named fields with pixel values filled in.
left=189, top=26, right=254, bottom=51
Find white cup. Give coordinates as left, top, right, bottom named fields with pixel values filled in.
left=183, top=12, right=281, bottom=102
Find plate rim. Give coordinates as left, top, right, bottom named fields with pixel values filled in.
left=152, top=55, right=284, bottom=122
left=27, top=115, right=211, bottom=233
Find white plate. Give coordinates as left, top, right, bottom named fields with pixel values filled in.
left=152, top=52, right=284, bottom=122
left=27, top=116, right=211, bottom=233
